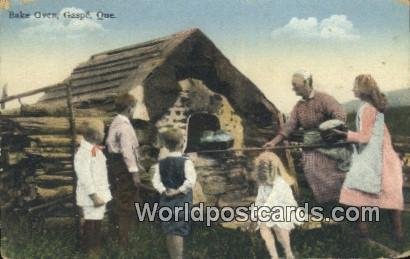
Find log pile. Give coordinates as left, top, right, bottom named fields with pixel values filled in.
left=1, top=133, right=39, bottom=210
left=0, top=113, right=73, bottom=209
left=0, top=128, right=76, bottom=211
left=0, top=107, right=162, bottom=213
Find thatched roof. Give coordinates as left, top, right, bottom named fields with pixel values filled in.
left=39, top=29, right=188, bottom=104
left=38, top=28, right=280, bottom=127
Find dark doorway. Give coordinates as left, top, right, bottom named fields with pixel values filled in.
left=185, top=113, right=220, bottom=152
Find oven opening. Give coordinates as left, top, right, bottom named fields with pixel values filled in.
left=185, top=113, right=233, bottom=153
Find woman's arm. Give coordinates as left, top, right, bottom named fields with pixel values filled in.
left=279, top=106, right=299, bottom=138
left=347, top=105, right=377, bottom=144
left=323, top=94, right=347, bottom=122
left=264, top=107, right=298, bottom=147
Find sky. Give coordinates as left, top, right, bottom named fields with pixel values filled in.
left=0, top=0, right=409, bottom=112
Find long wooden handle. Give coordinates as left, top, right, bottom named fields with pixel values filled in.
left=187, top=142, right=350, bottom=154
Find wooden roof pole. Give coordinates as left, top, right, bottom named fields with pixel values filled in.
left=0, top=83, right=63, bottom=104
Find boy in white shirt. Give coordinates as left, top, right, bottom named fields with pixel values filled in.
left=75, top=120, right=112, bottom=258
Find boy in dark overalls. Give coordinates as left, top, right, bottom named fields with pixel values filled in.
left=152, top=128, right=197, bottom=259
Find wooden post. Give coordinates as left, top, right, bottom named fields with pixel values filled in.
left=1, top=83, right=7, bottom=110
left=65, top=82, right=81, bottom=248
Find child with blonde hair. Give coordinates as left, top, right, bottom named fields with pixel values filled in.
left=252, top=151, right=301, bottom=259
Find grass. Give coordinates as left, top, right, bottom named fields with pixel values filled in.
left=1, top=206, right=409, bottom=259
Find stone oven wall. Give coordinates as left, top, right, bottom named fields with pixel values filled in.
left=155, top=78, right=244, bottom=151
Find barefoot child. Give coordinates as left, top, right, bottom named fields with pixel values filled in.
left=74, top=120, right=112, bottom=257
left=151, top=128, right=197, bottom=259
left=253, top=152, right=301, bottom=259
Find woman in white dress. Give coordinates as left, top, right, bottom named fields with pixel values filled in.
left=253, top=152, right=301, bottom=259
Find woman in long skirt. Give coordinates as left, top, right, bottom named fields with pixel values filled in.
left=336, top=74, right=404, bottom=241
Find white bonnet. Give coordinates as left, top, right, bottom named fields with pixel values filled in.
left=293, top=69, right=312, bottom=81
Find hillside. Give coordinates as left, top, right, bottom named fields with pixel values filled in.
left=343, top=87, right=410, bottom=113
left=347, top=105, right=410, bottom=137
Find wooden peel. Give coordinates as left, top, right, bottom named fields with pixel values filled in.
left=186, top=142, right=351, bottom=155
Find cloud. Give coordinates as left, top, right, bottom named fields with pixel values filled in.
left=271, top=15, right=360, bottom=41
left=22, top=7, right=104, bottom=38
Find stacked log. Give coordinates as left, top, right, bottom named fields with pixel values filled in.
left=6, top=117, right=111, bottom=135
left=0, top=134, right=38, bottom=210
left=0, top=114, right=83, bottom=211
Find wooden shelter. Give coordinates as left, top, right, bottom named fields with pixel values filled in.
left=38, top=28, right=280, bottom=145
left=1, top=28, right=293, bottom=213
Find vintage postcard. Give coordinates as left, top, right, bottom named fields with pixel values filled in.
left=0, top=0, right=409, bottom=258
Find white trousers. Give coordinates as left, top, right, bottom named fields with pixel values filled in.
left=82, top=205, right=107, bottom=220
